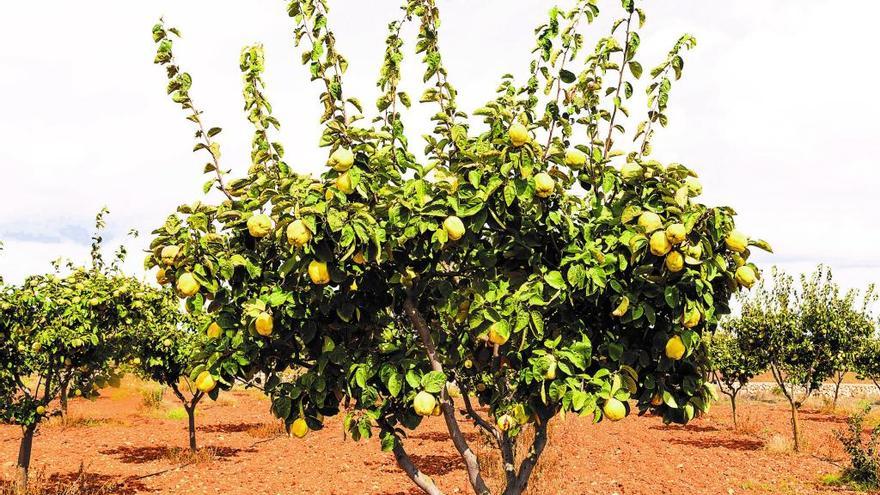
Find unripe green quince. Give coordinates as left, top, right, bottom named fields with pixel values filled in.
left=443, top=216, right=466, bottom=241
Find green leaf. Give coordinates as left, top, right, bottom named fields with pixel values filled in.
left=545, top=271, right=566, bottom=290
left=273, top=397, right=291, bottom=420
left=421, top=371, right=447, bottom=393
left=559, top=69, right=576, bottom=83
left=380, top=431, right=396, bottom=452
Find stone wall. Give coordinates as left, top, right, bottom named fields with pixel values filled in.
left=732, top=381, right=880, bottom=401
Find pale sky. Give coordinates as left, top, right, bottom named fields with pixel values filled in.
left=1, top=1, right=879, bottom=296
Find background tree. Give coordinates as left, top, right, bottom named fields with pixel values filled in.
left=706, top=329, right=763, bottom=428
left=829, top=284, right=877, bottom=408
left=855, top=337, right=880, bottom=393
left=0, top=211, right=169, bottom=491
left=132, top=308, right=218, bottom=452
left=731, top=266, right=876, bottom=451
left=146, top=1, right=769, bottom=493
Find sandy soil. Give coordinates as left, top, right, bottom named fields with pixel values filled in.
left=0, top=379, right=869, bottom=495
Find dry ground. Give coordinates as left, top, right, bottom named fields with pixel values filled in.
left=0, top=377, right=875, bottom=495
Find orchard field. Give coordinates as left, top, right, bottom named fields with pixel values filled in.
left=0, top=377, right=874, bottom=495
left=3, top=0, right=880, bottom=494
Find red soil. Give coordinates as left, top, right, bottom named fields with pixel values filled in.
left=0, top=380, right=866, bottom=495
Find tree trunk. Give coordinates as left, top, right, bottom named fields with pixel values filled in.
left=789, top=400, right=801, bottom=452
left=60, top=384, right=69, bottom=418
left=730, top=392, right=738, bottom=429
left=391, top=435, right=444, bottom=495
left=15, top=424, right=37, bottom=493
left=502, top=419, right=549, bottom=495
left=832, top=371, right=845, bottom=410
left=186, top=406, right=197, bottom=452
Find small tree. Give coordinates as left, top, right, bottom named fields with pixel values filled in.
left=133, top=310, right=216, bottom=451
left=146, top=1, right=769, bottom=493
left=830, top=284, right=877, bottom=408
left=731, top=266, right=876, bottom=451
left=0, top=211, right=169, bottom=491
left=706, top=330, right=763, bottom=429
left=854, top=337, right=880, bottom=393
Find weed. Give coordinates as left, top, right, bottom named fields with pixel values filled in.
left=165, top=407, right=189, bottom=421
left=139, top=383, right=166, bottom=410
left=764, top=433, right=793, bottom=454
left=834, top=405, right=880, bottom=489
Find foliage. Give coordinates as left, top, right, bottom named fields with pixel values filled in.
left=707, top=330, right=762, bottom=393
left=131, top=302, right=205, bottom=396
left=147, top=1, right=768, bottom=493
left=705, top=329, right=762, bottom=427
left=0, top=210, right=175, bottom=488
left=131, top=307, right=216, bottom=450
left=729, top=265, right=876, bottom=450
left=836, top=405, right=880, bottom=489
left=855, top=337, right=880, bottom=391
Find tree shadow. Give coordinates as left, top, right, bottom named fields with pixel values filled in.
left=799, top=411, right=847, bottom=425
left=407, top=453, right=463, bottom=476
left=648, top=423, right=720, bottom=433
left=366, top=453, right=462, bottom=477
left=200, top=422, right=263, bottom=433
left=0, top=471, right=152, bottom=494
left=666, top=436, right=763, bottom=451
left=407, top=430, right=478, bottom=443
left=99, top=445, right=248, bottom=464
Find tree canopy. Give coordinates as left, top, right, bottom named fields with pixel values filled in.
left=146, top=1, right=769, bottom=493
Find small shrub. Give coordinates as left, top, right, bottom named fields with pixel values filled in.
left=139, top=384, right=166, bottom=410
left=835, top=405, right=880, bottom=489
left=764, top=434, right=793, bottom=454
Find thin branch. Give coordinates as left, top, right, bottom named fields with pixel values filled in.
left=602, top=10, right=634, bottom=158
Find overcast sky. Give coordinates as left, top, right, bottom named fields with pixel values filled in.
left=1, top=0, right=879, bottom=298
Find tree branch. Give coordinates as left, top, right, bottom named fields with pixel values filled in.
left=461, top=387, right=515, bottom=486
left=403, top=294, right=491, bottom=495
left=602, top=10, right=634, bottom=158
left=380, top=421, right=445, bottom=495
left=506, top=418, right=550, bottom=495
